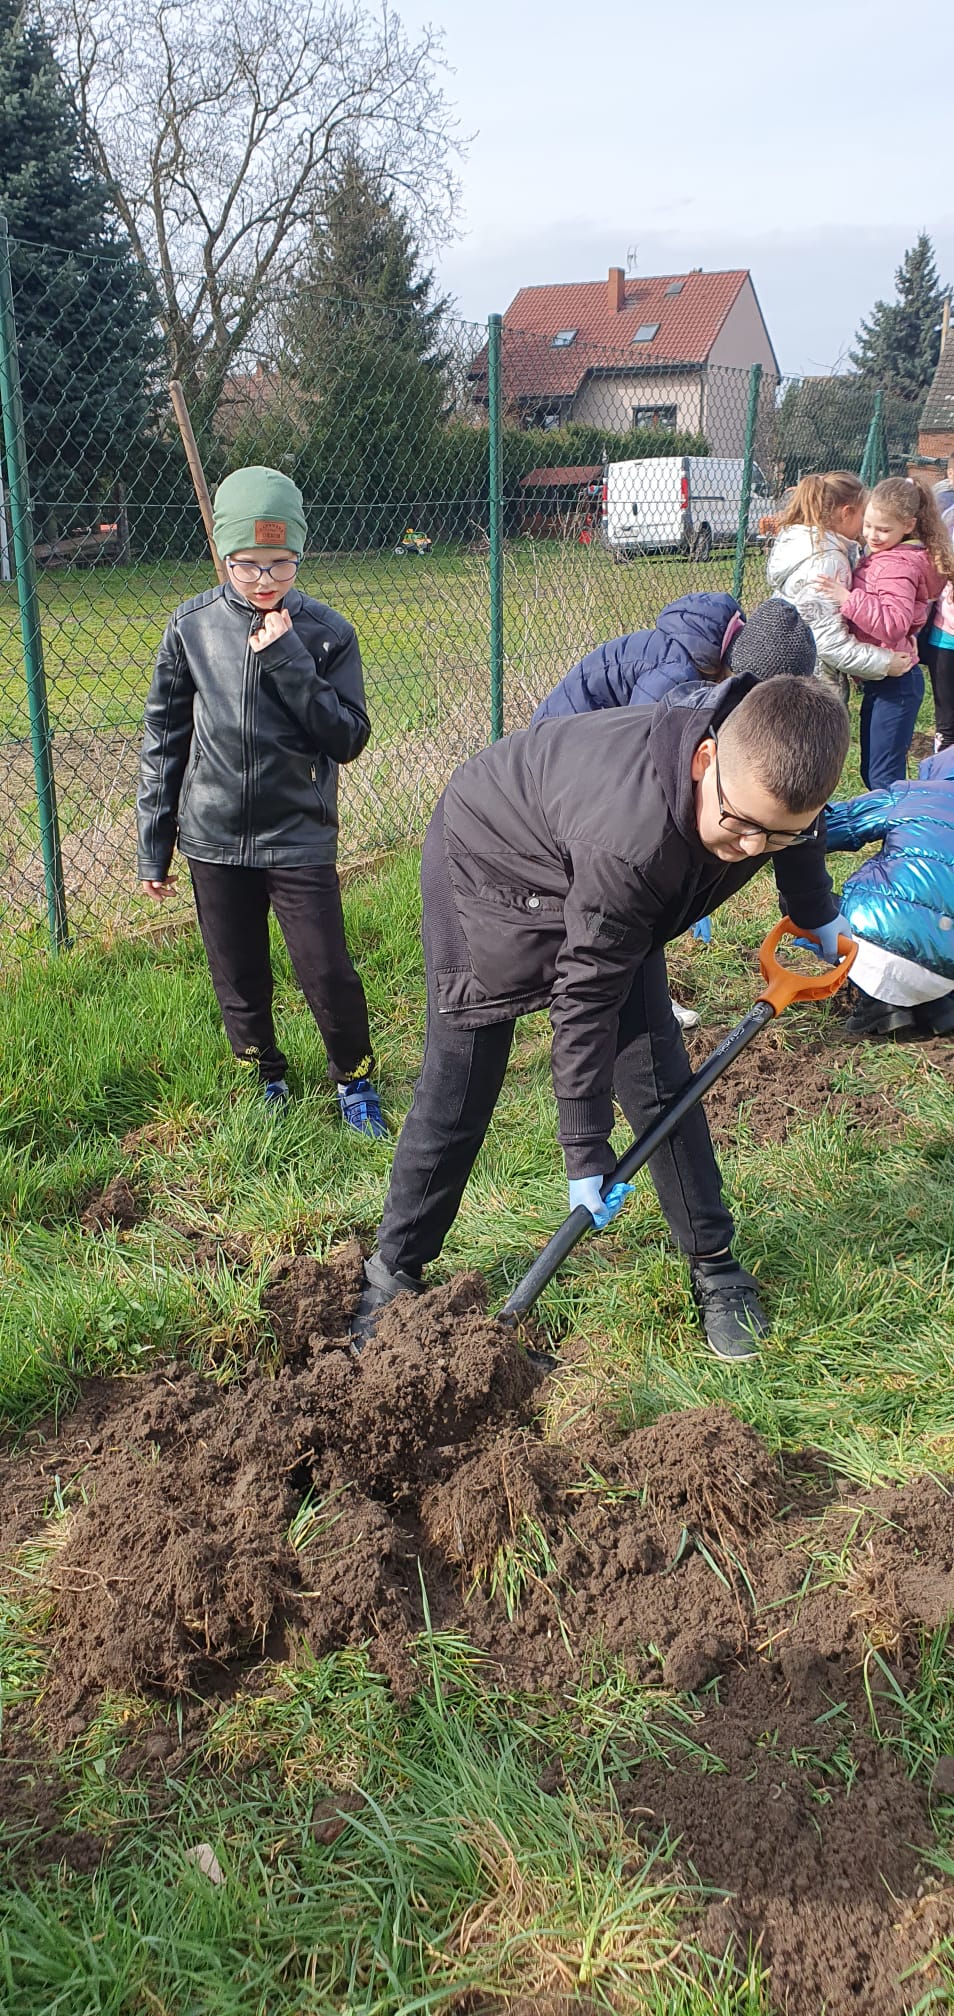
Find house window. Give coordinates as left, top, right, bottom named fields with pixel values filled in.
left=634, top=404, right=678, bottom=431
left=551, top=328, right=577, bottom=347
left=632, top=323, right=660, bottom=343
left=664, top=281, right=684, bottom=297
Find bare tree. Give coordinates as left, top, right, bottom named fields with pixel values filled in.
left=44, top=0, right=464, bottom=408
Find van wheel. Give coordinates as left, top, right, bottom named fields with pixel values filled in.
left=612, top=546, right=628, bottom=565
left=690, top=523, right=713, bottom=562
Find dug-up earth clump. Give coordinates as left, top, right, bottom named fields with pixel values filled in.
left=1, top=1244, right=953, bottom=2015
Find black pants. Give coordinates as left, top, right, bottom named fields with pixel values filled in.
left=923, top=638, right=954, bottom=749
left=377, top=831, right=733, bottom=1276
left=187, top=859, right=373, bottom=1084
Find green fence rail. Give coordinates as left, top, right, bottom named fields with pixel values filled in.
left=0, top=228, right=925, bottom=950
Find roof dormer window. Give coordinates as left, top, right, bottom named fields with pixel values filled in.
left=633, top=323, right=660, bottom=343
left=551, top=329, right=577, bottom=347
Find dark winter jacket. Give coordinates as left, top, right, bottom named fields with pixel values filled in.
left=136, top=581, right=370, bottom=880
left=435, top=676, right=837, bottom=1174
left=825, top=752, right=954, bottom=979
left=531, top=592, right=742, bottom=722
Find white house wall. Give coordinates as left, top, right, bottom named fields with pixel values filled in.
left=570, top=372, right=705, bottom=436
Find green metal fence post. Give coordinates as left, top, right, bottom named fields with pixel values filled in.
left=731, top=361, right=763, bottom=604
left=0, top=214, right=68, bottom=950
left=488, top=312, right=504, bottom=741
left=859, top=390, right=885, bottom=487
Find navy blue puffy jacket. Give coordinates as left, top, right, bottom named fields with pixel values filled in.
left=825, top=753, right=954, bottom=979
left=531, top=592, right=742, bottom=723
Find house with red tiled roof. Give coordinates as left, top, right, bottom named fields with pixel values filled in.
left=916, top=305, right=954, bottom=468
left=471, top=266, right=778, bottom=455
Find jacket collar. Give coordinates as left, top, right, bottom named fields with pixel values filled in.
left=221, top=578, right=303, bottom=618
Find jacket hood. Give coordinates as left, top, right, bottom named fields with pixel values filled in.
left=648, top=673, right=753, bottom=852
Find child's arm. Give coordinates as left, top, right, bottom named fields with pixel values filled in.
left=823, top=792, right=894, bottom=852
left=137, top=618, right=196, bottom=883
left=805, top=556, right=900, bottom=680
left=252, top=612, right=370, bottom=761
left=840, top=571, right=917, bottom=654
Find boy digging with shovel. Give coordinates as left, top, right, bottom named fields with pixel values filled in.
left=354, top=671, right=851, bottom=1362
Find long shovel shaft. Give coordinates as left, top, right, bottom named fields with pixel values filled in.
left=499, top=999, right=774, bottom=1321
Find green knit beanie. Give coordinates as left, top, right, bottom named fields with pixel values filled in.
left=212, top=466, right=307, bottom=557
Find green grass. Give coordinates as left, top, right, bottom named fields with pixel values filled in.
left=1, top=838, right=953, bottom=2008
left=0, top=541, right=764, bottom=741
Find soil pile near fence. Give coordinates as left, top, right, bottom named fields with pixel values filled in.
left=1, top=1244, right=953, bottom=2014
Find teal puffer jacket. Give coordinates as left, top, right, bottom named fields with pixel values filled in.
left=825, top=753, right=954, bottom=978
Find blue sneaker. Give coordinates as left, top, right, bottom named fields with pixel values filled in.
left=263, top=1077, right=290, bottom=1110
left=337, top=1078, right=387, bottom=1139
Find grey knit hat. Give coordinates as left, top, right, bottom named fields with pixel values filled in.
left=726, top=599, right=817, bottom=682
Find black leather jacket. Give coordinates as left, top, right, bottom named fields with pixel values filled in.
left=136, top=581, right=370, bottom=878
left=434, top=675, right=837, bottom=1171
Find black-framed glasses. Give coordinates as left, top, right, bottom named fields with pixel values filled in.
left=227, top=556, right=300, bottom=585
left=710, top=733, right=820, bottom=849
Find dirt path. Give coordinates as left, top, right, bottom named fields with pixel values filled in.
left=2, top=1247, right=953, bottom=2012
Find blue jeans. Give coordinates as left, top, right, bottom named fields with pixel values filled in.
left=859, top=668, right=924, bottom=789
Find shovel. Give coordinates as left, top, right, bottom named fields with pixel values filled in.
left=499, top=919, right=856, bottom=1324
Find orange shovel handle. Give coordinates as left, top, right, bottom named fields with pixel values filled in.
left=757, top=917, right=856, bottom=1016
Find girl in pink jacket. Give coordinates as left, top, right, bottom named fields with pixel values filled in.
left=819, top=476, right=953, bottom=788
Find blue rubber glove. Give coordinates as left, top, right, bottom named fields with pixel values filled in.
left=790, top=912, right=850, bottom=962
left=568, top=1177, right=634, bottom=1229
left=692, top=916, right=712, bottom=945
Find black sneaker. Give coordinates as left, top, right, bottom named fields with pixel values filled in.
left=843, top=987, right=916, bottom=1040
left=913, top=991, right=954, bottom=1036
left=351, top=1250, right=424, bottom=1353
left=689, top=1255, right=767, bottom=1363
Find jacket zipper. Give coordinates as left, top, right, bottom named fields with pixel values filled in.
left=239, top=620, right=256, bottom=865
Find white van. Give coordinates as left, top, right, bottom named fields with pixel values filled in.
left=603, top=456, right=775, bottom=563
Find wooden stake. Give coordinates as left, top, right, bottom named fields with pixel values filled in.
left=169, top=380, right=225, bottom=582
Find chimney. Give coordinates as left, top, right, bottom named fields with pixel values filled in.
left=942, top=295, right=951, bottom=355
left=608, top=266, right=625, bottom=314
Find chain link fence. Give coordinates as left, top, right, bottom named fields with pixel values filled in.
left=0, top=225, right=916, bottom=949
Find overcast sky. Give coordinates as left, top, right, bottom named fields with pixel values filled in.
left=401, top=0, right=952, bottom=376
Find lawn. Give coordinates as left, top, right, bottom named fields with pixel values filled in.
left=0, top=540, right=768, bottom=940
left=1, top=840, right=953, bottom=2013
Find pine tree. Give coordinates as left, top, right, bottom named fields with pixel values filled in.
left=285, top=153, right=449, bottom=546
left=0, top=0, right=157, bottom=533
left=851, top=234, right=947, bottom=402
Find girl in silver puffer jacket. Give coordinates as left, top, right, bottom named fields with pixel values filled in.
left=766, top=471, right=909, bottom=702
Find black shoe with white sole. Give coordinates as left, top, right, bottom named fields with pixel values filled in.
left=351, top=1250, right=424, bottom=1352
left=689, top=1254, right=767, bottom=1363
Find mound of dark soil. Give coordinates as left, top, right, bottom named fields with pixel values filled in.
left=81, top=1174, right=140, bottom=1231
left=685, top=1017, right=954, bottom=1147
left=2, top=1245, right=953, bottom=2013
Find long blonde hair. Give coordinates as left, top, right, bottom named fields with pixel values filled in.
left=776, top=471, right=866, bottom=542
left=869, top=476, right=954, bottom=584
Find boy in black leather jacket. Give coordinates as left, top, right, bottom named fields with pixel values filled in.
left=136, top=465, right=385, bottom=1132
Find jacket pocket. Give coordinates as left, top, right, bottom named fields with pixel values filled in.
left=178, top=742, right=201, bottom=813
left=474, top=880, right=564, bottom=920
left=309, top=763, right=329, bottom=822
left=463, top=889, right=562, bottom=998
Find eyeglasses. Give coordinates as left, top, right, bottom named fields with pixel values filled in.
left=227, top=557, right=300, bottom=585
left=710, top=734, right=820, bottom=849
